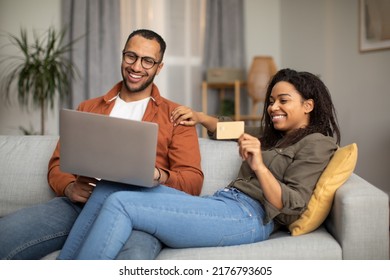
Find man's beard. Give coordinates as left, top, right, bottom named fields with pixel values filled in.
left=122, top=71, right=156, bottom=93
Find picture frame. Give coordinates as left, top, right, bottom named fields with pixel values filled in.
left=359, top=0, right=390, bottom=52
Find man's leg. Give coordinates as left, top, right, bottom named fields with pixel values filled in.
left=116, top=231, right=163, bottom=260
left=0, top=197, right=81, bottom=260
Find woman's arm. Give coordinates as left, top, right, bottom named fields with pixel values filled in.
left=238, top=133, right=283, bottom=209
left=171, top=106, right=219, bottom=133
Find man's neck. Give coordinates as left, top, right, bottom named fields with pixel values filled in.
left=120, top=86, right=152, bottom=102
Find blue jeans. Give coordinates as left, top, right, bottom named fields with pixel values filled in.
left=0, top=197, right=161, bottom=260
left=75, top=184, right=274, bottom=260
left=58, top=181, right=165, bottom=260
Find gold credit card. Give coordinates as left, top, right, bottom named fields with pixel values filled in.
left=216, top=121, right=244, bottom=139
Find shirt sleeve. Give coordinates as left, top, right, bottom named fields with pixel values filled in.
left=46, top=103, right=89, bottom=196
left=47, top=140, right=76, bottom=196
left=160, top=124, right=204, bottom=196
left=266, top=135, right=337, bottom=225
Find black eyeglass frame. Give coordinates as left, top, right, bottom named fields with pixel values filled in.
left=122, top=51, right=162, bottom=69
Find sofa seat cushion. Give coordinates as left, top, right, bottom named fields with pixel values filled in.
left=156, top=226, right=342, bottom=260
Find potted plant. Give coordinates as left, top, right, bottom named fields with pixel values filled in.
left=0, top=26, right=79, bottom=135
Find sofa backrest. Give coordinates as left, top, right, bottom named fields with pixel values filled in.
left=0, top=136, right=58, bottom=217
left=198, top=138, right=242, bottom=195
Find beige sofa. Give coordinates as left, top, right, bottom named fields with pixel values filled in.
left=0, top=135, right=388, bottom=259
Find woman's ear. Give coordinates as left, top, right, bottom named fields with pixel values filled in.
left=304, top=99, right=314, bottom=113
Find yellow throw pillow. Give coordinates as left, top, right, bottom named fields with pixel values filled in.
left=288, top=143, right=358, bottom=236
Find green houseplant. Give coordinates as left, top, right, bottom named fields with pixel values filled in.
left=0, top=26, right=79, bottom=135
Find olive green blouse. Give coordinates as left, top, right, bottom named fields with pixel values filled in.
left=210, top=121, right=337, bottom=226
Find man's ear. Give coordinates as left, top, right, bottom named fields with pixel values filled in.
left=304, top=99, right=314, bottom=113
left=156, top=62, right=164, bottom=75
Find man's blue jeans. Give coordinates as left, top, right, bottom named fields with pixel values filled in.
left=73, top=183, right=274, bottom=260
left=0, top=196, right=162, bottom=260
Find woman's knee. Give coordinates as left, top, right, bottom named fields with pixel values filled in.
left=103, top=191, right=130, bottom=211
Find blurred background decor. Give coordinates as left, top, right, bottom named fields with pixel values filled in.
left=244, top=56, right=277, bottom=122
left=0, top=27, right=79, bottom=135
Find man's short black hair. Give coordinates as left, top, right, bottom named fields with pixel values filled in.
left=124, top=29, right=166, bottom=60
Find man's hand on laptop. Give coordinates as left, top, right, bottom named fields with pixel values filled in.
left=64, top=176, right=99, bottom=203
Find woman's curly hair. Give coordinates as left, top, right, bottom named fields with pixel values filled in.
left=260, top=68, right=341, bottom=149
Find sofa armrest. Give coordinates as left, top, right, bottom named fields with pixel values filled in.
left=325, top=173, right=389, bottom=259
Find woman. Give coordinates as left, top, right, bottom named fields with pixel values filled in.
left=68, top=68, right=341, bottom=259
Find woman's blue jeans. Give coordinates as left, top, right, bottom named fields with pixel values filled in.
left=74, top=182, right=274, bottom=260
left=58, top=181, right=163, bottom=259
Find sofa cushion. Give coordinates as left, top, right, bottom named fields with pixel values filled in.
left=157, top=226, right=342, bottom=260
left=288, top=143, right=358, bottom=236
left=0, top=136, right=58, bottom=217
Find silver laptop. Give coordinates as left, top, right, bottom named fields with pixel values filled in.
left=60, top=109, right=159, bottom=187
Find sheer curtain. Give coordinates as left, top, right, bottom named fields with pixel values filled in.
left=203, top=0, right=246, bottom=71
left=61, top=0, right=122, bottom=109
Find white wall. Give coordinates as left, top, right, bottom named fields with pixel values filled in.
left=244, top=0, right=281, bottom=69
left=1, top=0, right=389, bottom=197
left=0, top=0, right=61, bottom=135
left=279, top=0, right=390, bottom=197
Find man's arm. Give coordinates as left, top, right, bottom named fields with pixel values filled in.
left=47, top=141, right=76, bottom=196
left=158, top=123, right=204, bottom=196
left=47, top=137, right=98, bottom=204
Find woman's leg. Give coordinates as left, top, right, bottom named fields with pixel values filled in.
left=58, top=181, right=175, bottom=259
left=75, top=187, right=274, bottom=260
left=57, top=181, right=133, bottom=259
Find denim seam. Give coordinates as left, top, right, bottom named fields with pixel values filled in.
left=5, top=231, right=68, bottom=260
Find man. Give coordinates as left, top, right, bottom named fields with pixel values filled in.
left=0, top=29, right=203, bottom=260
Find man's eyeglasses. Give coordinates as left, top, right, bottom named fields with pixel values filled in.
left=122, top=51, right=161, bottom=69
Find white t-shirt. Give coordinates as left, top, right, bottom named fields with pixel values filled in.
left=109, top=94, right=150, bottom=121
